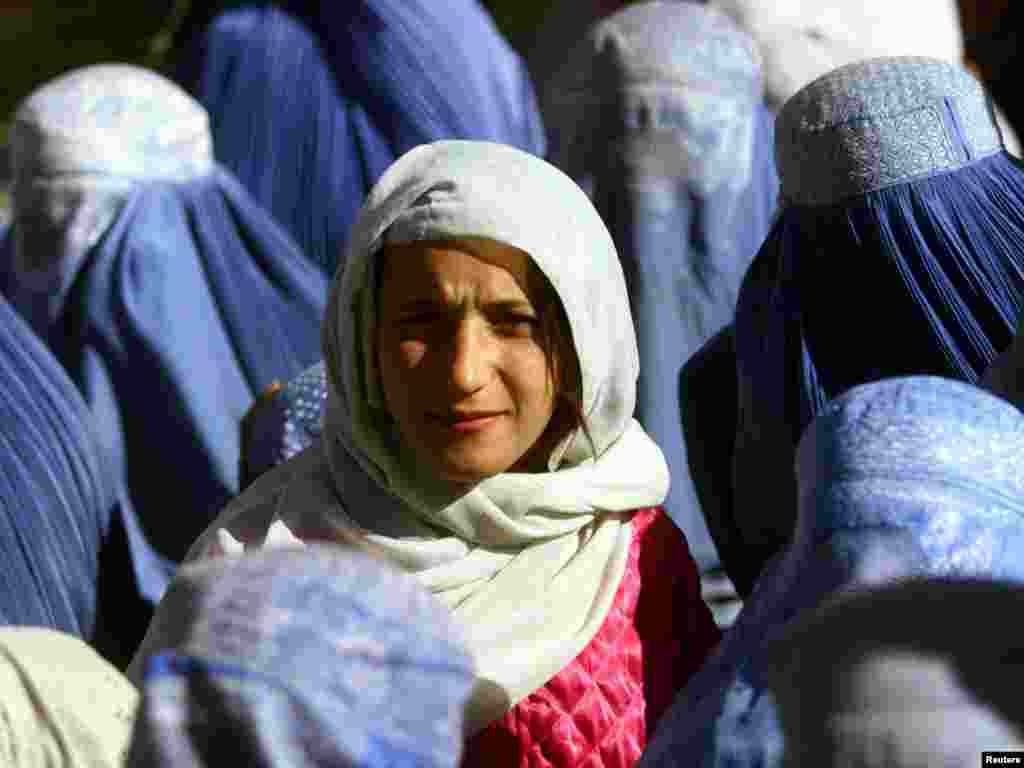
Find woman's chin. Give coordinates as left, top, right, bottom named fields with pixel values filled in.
left=433, top=451, right=522, bottom=487
left=436, top=462, right=503, bottom=488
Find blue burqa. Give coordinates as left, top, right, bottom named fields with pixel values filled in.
left=173, top=0, right=547, bottom=276
left=1, top=65, right=328, bottom=605
left=544, top=2, right=779, bottom=570
left=692, top=57, right=1024, bottom=595
left=0, top=287, right=125, bottom=654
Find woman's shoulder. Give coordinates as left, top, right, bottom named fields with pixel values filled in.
left=185, top=445, right=326, bottom=561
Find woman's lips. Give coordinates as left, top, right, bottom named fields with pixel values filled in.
left=428, top=412, right=505, bottom=433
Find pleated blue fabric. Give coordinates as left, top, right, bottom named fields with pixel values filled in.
left=34, top=172, right=327, bottom=602
left=640, top=376, right=1024, bottom=767
left=544, top=2, right=779, bottom=570
left=0, top=289, right=117, bottom=643
left=704, top=57, right=1024, bottom=595
left=173, top=0, right=547, bottom=276
left=2, top=65, right=329, bottom=604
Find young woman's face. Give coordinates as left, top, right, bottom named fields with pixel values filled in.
left=376, top=238, right=560, bottom=486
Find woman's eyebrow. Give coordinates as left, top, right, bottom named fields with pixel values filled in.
left=395, top=298, right=535, bottom=313
left=485, top=300, right=536, bottom=313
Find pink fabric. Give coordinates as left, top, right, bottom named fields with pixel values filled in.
left=461, top=508, right=720, bottom=768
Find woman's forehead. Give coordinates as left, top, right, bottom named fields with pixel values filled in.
left=377, top=238, right=538, bottom=300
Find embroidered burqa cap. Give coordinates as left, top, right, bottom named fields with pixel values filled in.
left=8, top=63, right=211, bottom=299
left=776, top=56, right=1004, bottom=206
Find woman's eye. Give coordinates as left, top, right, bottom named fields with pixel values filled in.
left=495, top=314, right=538, bottom=335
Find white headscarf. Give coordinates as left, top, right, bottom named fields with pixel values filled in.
left=0, top=628, right=139, bottom=768
left=135, top=141, right=669, bottom=734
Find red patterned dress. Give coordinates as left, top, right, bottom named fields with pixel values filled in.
left=461, top=507, right=720, bottom=768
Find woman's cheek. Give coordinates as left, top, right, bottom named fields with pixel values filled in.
left=519, top=346, right=557, bottom=399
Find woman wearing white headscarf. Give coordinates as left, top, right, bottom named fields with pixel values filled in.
left=132, top=140, right=721, bottom=767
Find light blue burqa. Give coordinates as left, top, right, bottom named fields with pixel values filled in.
left=639, top=375, right=1024, bottom=766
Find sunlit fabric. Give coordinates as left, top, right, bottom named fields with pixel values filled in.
left=720, top=58, right=1024, bottom=595
left=706, top=0, right=1022, bottom=155
left=545, top=2, right=779, bottom=571
left=528, top=0, right=710, bottom=102
left=709, top=0, right=963, bottom=109
left=639, top=376, right=1024, bottom=767
left=0, top=628, right=139, bottom=768
left=127, top=546, right=475, bottom=768
left=173, top=0, right=547, bottom=276
left=2, top=65, right=329, bottom=604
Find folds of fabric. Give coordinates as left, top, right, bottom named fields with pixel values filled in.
left=726, top=58, right=1024, bottom=594
left=544, top=2, right=779, bottom=570
left=639, top=376, right=1024, bottom=767
left=0, top=64, right=328, bottom=610
left=679, top=326, right=749, bottom=589
left=0, top=290, right=116, bottom=642
left=173, top=0, right=546, bottom=276
left=127, top=546, right=475, bottom=768
left=0, top=627, right=139, bottom=768
left=32, top=170, right=327, bottom=602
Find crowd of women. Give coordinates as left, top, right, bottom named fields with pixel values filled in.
left=1, top=0, right=1023, bottom=765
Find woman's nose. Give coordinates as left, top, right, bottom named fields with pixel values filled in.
left=448, top=318, right=493, bottom=395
